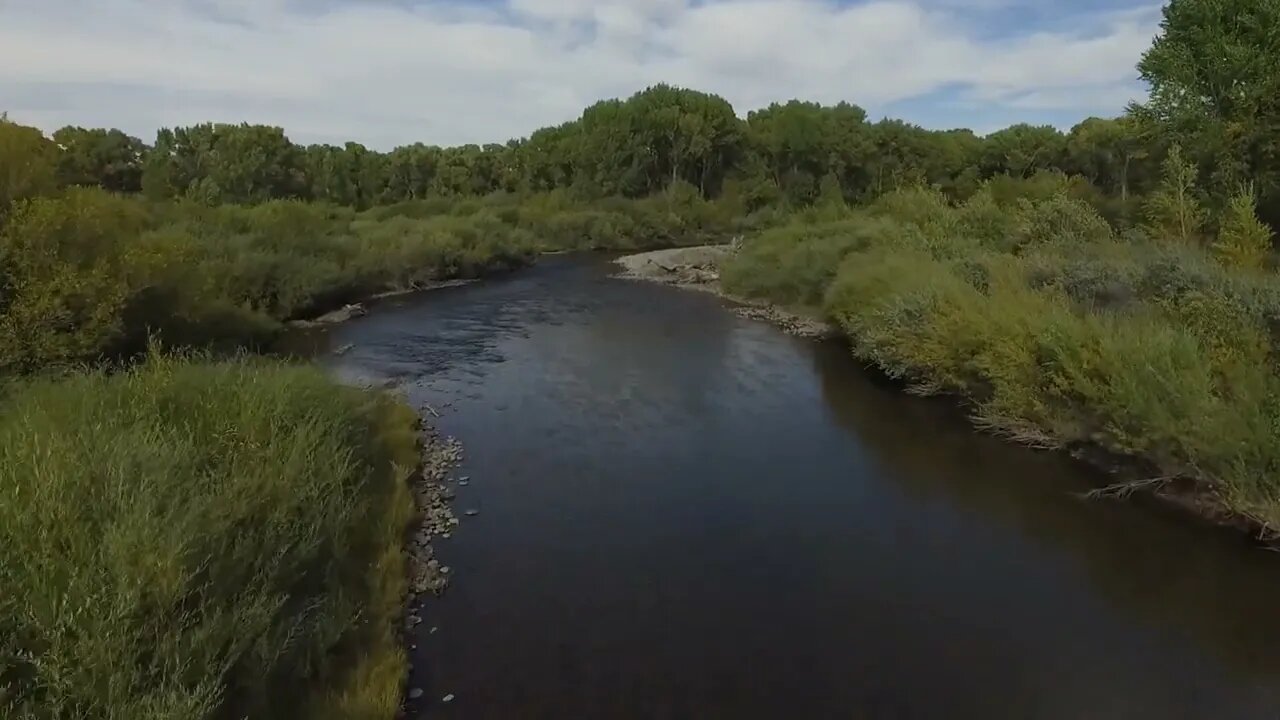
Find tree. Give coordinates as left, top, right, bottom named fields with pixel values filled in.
left=304, top=142, right=389, bottom=208
left=1144, top=144, right=1207, bottom=244
left=980, top=124, right=1066, bottom=179
left=0, top=118, right=58, bottom=218
left=143, top=124, right=305, bottom=204
left=1212, top=186, right=1274, bottom=270
left=1136, top=0, right=1280, bottom=226
left=52, top=126, right=146, bottom=193
left=745, top=100, right=871, bottom=205
left=384, top=143, right=440, bottom=201
left=1064, top=117, right=1152, bottom=202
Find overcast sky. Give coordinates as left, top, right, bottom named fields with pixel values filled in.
left=0, top=0, right=1162, bottom=149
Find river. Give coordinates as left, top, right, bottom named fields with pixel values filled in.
left=318, top=254, right=1280, bottom=719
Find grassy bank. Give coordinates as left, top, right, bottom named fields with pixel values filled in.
left=0, top=356, right=421, bottom=720
left=722, top=181, right=1280, bottom=531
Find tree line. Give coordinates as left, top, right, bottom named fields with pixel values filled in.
left=3, top=0, right=1278, bottom=235
left=1, top=98, right=1164, bottom=213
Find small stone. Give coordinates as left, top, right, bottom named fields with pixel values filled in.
left=442, top=694, right=456, bottom=704
left=430, top=626, right=439, bottom=634
left=409, top=688, right=424, bottom=700
left=408, top=615, right=422, bottom=626
left=465, top=509, right=480, bottom=517
left=441, top=533, right=451, bottom=539
left=460, top=476, right=470, bottom=482
left=440, top=566, right=451, bottom=574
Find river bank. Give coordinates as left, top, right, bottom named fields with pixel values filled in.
left=613, top=246, right=835, bottom=339
left=616, top=244, right=1280, bottom=546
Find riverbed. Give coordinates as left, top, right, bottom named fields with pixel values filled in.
left=321, top=254, right=1280, bottom=719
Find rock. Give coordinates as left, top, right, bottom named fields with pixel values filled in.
left=442, top=694, right=456, bottom=704
left=458, top=479, right=470, bottom=486
left=441, top=532, right=451, bottom=539
left=465, top=509, right=480, bottom=517
left=430, top=626, right=439, bottom=634
left=408, top=615, right=422, bottom=626
left=409, top=688, right=424, bottom=700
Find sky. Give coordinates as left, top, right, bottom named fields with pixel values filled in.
left=0, top=0, right=1164, bottom=149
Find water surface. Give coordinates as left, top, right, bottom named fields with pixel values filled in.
left=324, top=255, right=1280, bottom=719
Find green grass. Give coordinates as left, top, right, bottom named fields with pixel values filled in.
left=722, top=184, right=1280, bottom=529
left=0, top=355, right=420, bottom=720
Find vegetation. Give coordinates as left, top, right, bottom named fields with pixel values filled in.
left=2, top=0, right=1280, bottom=715
left=0, top=356, right=421, bottom=719
left=723, top=173, right=1280, bottom=527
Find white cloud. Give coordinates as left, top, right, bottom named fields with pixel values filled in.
left=0, top=0, right=1162, bottom=148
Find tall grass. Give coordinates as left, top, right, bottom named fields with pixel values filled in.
left=0, top=356, right=420, bottom=720
left=722, top=182, right=1280, bottom=528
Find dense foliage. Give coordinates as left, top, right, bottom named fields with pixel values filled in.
left=0, top=357, right=421, bottom=720
left=723, top=171, right=1280, bottom=527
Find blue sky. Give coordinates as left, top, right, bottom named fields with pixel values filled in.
left=0, top=0, right=1164, bottom=148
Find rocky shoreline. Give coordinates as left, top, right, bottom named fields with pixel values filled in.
left=613, top=246, right=836, bottom=339
left=407, top=425, right=461, bottom=600
left=401, top=420, right=463, bottom=714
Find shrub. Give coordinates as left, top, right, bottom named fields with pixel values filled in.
left=0, top=189, right=151, bottom=372
left=1144, top=144, right=1207, bottom=245
left=1009, top=194, right=1114, bottom=252
left=728, top=192, right=1280, bottom=528
left=1213, top=188, right=1274, bottom=271
left=722, top=216, right=899, bottom=306
left=0, top=356, right=419, bottom=720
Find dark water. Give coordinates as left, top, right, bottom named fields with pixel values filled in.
left=321, top=255, right=1280, bottom=719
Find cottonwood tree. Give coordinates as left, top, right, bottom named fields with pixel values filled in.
left=1136, top=0, right=1280, bottom=226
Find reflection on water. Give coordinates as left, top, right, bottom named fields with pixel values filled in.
left=320, top=254, right=1280, bottom=719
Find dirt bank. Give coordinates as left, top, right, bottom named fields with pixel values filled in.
left=614, top=246, right=836, bottom=339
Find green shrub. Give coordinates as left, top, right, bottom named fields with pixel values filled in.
left=0, top=356, right=419, bottom=720
left=1144, top=144, right=1207, bottom=245
left=1213, top=189, right=1274, bottom=271
left=722, top=216, right=897, bottom=307
left=729, top=192, right=1280, bottom=528
left=1009, top=194, right=1114, bottom=251
left=0, top=189, right=151, bottom=372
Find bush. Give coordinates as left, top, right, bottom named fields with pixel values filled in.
left=729, top=192, right=1280, bottom=527
left=0, top=189, right=151, bottom=372
left=721, top=216, right=898, bottom=307
left=0, top=356, right=419, bottom=720
left=0, top=192, right=537, bottom=371
left=1213, top=189, right=1274, bottom=271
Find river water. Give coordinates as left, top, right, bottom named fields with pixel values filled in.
left=320, top=254, right=1280, bottom=719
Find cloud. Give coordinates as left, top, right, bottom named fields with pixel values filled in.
left=0, top=0, right=1162, bottom=148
